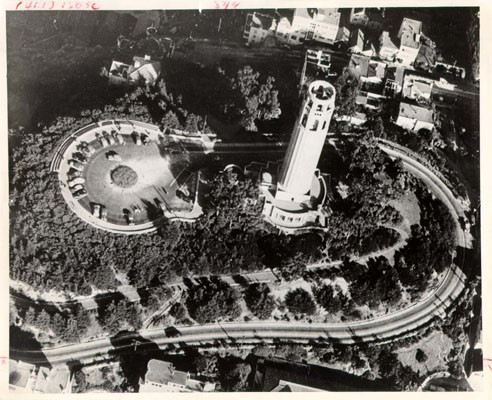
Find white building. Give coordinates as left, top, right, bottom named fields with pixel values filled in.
left=395, top=102, right=434, bottom=133
left=261, top=80, right=335, bottom=232
left=33, top=367, right=71, bottom=394
left=108, top=55, right=161, bottom=86
left=139, top=359, right=215, bottom=393
left=402, top=73, right=435, bottom=104
left=396, top=18, right=423, bottom=66
left=9, top=360, right=36, bottom=392
left=246, top=8, right=349, bottom=47
left=9, top=361, right=71, bottom=394
left=243, top=12, right=277, bottom=46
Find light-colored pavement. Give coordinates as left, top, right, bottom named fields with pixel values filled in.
left=10, top=140, right=470, bottom=366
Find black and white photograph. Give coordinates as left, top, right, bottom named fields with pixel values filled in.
left=5, top=2, right=484, bottom=394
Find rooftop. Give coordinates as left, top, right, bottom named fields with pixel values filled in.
left=9, top=360, right=35, bottom=389
left=348, top=53, right=370, bottom=77
left=145, top=360, right=188, bottom=387
left=251, top=12, right=276, bottom=30
left=295, top=8, right=340, bottom=26
left=399, top=18, right=422, bottom=49
left=367, top=60, right=386, bottom=79
left=379, top=31, right=398, bottom=50
left=34, top=367, right=70, bottom=393
left=399, top=102, right=434, bottom=123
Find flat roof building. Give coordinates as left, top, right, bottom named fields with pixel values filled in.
left=395, top=102, right=434, bottom=133
left=139, top=359, right=215, bottom=393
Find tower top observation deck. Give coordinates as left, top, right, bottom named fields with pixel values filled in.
left=308, top=80, right=336, bottom=103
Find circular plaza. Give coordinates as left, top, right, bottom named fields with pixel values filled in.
left=53, top=120, right=201, bottom=234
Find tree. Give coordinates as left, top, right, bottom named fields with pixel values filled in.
left=274, top=344, right=307, bottom=362
left=169, top=302, right=187, bottom=322
left=98, top=299, right=142, bottom=335
left=415, top=348, right=428, bottom=363
left=349, top=257, right=402, bottom=309
left=333, top=67, right=360, bottom=117
left=191, top=352, right=218, bottom=376
left=312, top=284, right=349, bottom=314
left=23, top=307, right=36, bottom=326
left=219, top=359, right=251, bottom=391
left=228, top=66, right=282, bottom=131
left=244, top=283, right=275, bottom=319
left=285, top=288, right=316, bottom=315
left=35, top=309, right=51, bottom=331
left=185, top=280, right=241, bottom=323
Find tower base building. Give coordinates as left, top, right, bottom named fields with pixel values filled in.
left=257, top=80, right=336, bottom=233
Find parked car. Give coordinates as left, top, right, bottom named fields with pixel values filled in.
left=101, top=206, right=108, bottom=222
left=70, top=184, right=85, bottom=194
left=112, top=131, right=125, bottom=145
left=73, top=188, right=88, bottom=200
left=105, top=133, right=116, bottom=146
left=68, top=177, right=85, bottom=187
left=96, top=133, right=110, bottom=147
left=92, top=203, right=101, bottom=217
left=126, top=213, right=135, bottom=225
left=68, top=159, right=84, bottom=171
left=106, top=152, right=122, bottom=162
left=133, top=133, right=142, bottom=146
left=72, top=152, right=87, bottom=164
left=67, top=169, right=82, bottom=178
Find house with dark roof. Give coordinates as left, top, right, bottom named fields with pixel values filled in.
left=139, top=359, right=215, bottom=393
left=395, top=102, right=435, bottom=133
left=253, top=357, right=389, bottom=392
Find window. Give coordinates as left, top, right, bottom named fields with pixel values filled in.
left=307, top=100, right=313, bottom=108
left=291, top=35, right=297, bottom=41
left=301, top=114, right=308, bottom=127
left=316, top=104, right=323, bottom=111
left=310, top=119, right=319, bottom=131
left=322, top=120, right=327, bottom=129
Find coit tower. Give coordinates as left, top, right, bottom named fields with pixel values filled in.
left=276, top=80, right=336, bottom=202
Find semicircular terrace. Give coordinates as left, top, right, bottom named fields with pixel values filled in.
left=52, top=120, right=201, bottom=234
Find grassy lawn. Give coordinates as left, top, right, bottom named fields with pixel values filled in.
left=396, top=330, right=453, bottom=375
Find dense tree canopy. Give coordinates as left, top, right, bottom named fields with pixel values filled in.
left=97, top=299, right=142, bottom=335
left=244, top=283, right=275, bottom=320
left=285, top=288, right=317, bottom=316
left=185, top=280, right=241, bottom=323
left=312, top=284, right=350, bottom=314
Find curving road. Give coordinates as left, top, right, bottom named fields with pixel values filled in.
left=11, top=140, right=470, bottom=366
